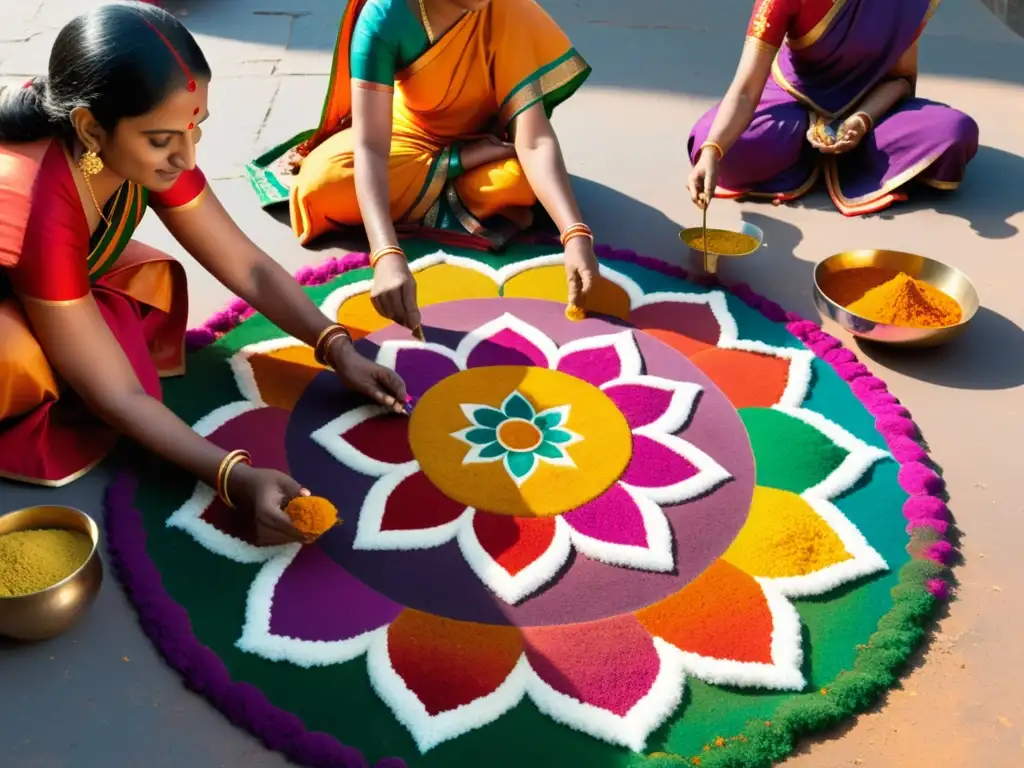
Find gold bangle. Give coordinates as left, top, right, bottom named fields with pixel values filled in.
left=313, top=323, right=351, bottom=366
left=370, top=245, right=405, bottom=269
left=559, top=223, right=593, bottom=247
left=319, top=327, right=351, bottom=366
left=216, top=449, right=251, bottom=509
left=699, top=141, right=725, bottom=160
left=852, top=111, right=873, bottom=132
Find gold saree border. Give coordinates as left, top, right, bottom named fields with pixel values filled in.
left=400, top=147, right=452, bottom=224
left=498, top=51, right=590, bottom=130
left=0, top=451, right=107, bottom=488
left=823, top=146, right=952, bottom=214
left=160, top=185, right=210, bottom=215
left=787, top=0, right=850, bottom=50
left=19, top=293, right=90, bottom=307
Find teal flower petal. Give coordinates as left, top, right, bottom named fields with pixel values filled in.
left=478, top=441, right=507, bottom=459
left=464, top=427, right=498, bottom=446
left=534, top=441, right=565, bottom=460
left=543, top=428, right=575, bottom=444
left=502, top=391, right=535, bottom=421
left=505, top=450, right=536, bottom=480
left=533, top=407, right=566, bottom=430
left=471, top=406, right=506, bottom=429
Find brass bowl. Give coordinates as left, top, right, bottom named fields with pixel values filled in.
left=0, top=505, right=103, bottom=641
left=679, top=221, right=764, bottom=274
left=813, top=249, right=980, bottom=348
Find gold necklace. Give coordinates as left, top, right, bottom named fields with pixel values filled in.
left=82, top=174, right=110, bottom=227
left=417, top=0, right=435, bottom=43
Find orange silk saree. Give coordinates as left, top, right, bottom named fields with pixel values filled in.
left=249, top=0, right=589, bottom=250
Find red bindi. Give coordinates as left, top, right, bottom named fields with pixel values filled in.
left=193, top=107, right=200, bottom=115
left=188, top=123, right=194, bottom=131
left=188, top=80, right=197, bottom=92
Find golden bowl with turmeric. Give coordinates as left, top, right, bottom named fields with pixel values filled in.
left=0, top=505, right=103, bottom=641
left=679, top=221, right=764, bottom=274
left=813, top=250, right=979, bottom=347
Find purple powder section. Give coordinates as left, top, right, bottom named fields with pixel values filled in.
left=620, top=435, right=699, bottom=488
left=563, top=484, right=649, bottom=547
left=603, top=383, right=677, bottom=430
left=393, top=347, right=459, bottom=399
left=466, top=328, right=549, bottom=368
left=556, top=344, right=622, bottom=387
left=290, top=299, right=756, bottom=627
left=269, top=546, right=403, bottom=642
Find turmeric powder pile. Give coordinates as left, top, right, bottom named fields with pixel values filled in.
left=0, top=528, right=93, bottom=597
left=840, top=271, right=962, bottom=328
left=285, top=496, right=340, bottom=538
left=683, top=229, right=759, bottom=256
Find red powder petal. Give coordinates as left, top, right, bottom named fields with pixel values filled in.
left=522, top=615, right=659, bottom=716
left=388, top=610, right=523, bottom=715
left=472, top=514, right=557, bottom=576
left=342, top=413, right=414, bottom=465
left=380, top=471, right=466, bottom=531
left=636, top=560, right=774, bottom=664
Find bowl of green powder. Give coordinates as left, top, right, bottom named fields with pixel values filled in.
left=0, top=505, right=103, bottom=641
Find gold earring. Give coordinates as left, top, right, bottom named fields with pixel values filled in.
left=78, top=149, right=104, bottom=177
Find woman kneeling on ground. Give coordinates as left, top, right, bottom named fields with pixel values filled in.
left=280, top=0, right=598, bottom=334
left=0, top=2, right=406, bottom=542
left=687, top=0, right=979, bottom=216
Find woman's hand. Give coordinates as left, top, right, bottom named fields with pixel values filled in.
left=564, top=236, right=599, bottom=309
left=330, top=338, right=408, bottom=414
left=229, top=464, right=312, bottom=546
left=370, top=253, right=422, bottom=331
left=808, top=114, right=870, bottom=155
left=460, top=135, right=517, bottom=171
left=687, top=150, right=720, bottom=209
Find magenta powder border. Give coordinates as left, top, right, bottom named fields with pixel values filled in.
left=103, top=244, right=954, bottom=768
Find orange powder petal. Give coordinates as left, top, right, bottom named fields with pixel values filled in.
left=246, top=344, right=323, bottom=411
left=689, top=348, right=790, bottom=408
left=635, top=560, right=774, bottom=664
left=387, top=610, right=523, bottom=715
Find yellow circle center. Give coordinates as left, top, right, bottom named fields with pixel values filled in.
left=496, top=419, right=542, bottom=451
left=408, top=366, right=633, bottom=518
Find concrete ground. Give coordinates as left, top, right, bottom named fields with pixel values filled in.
left=2, top=0, right=1023, bottom=765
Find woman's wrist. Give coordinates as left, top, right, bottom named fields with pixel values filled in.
left=327, top=333, right=359, bottom=371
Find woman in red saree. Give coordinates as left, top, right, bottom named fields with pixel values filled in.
left=0, top=3, right=406, bottom=542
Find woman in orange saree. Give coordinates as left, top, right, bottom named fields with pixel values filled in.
left=0, top=3, right=405, bottom=543
left=259, top=0, right=597, bottom=334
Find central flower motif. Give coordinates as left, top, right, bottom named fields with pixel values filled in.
left=311, top=314, right=732, bottom=603
left=453, top=389, right=582, bottom=486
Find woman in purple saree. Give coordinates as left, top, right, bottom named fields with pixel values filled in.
left=687, top=0, right=979, bottom=216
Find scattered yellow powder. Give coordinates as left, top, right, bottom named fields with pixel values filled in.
left=0, top=529, right=93, bottom=597
left=285, top=496, right=340, bottom=538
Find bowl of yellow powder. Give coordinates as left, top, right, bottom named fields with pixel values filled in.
left=813, top=250, right=980, bottom=347
left=0, top=505, right=103, bottom=641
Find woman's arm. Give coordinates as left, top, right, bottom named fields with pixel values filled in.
left=352, top=85, right=400, bottom=255
left=157, top=192, right=337, bottom=348
left=702, top=39, right=777, bottom=153
left=510, top=103, right=582, bottom=233
left=850, top=42, right=917, bottom=124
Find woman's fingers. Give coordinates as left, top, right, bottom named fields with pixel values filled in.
left=400, top=280, right=422, bottom=332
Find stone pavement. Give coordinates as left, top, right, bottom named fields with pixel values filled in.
left=1, top=1, right=1023, bottom=766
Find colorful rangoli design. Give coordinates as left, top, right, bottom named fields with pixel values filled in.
left=107, top=244, right=952, bottom=768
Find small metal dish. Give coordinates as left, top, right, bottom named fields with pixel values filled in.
left=0, top=505, right=103, bottom=641
left=813, top=249, right=979, bottom=348
left=679, top=221, right=764, bottom=274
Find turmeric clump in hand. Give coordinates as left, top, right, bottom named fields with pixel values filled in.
left=284, top=496, right=340, bottom=538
